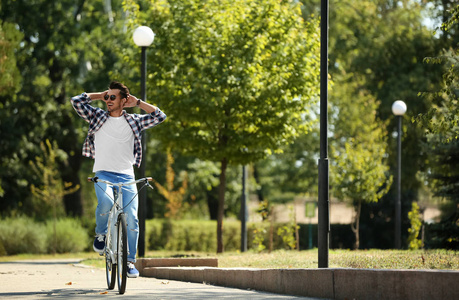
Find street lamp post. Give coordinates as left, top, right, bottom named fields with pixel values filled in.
left=318, top=0, right=330, bottom=268
left=392, top=100, right=407, bottom=249
left=133, top=26, right=155, bottom=258
left=240, top=165, right=248, bottom=252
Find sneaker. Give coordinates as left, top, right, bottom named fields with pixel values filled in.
left=93, top=234, right=105, bottom=254
left=127, top=262, right=139, bottom=278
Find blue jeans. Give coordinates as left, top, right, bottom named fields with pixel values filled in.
left=94, top=171, right=139, bottom=263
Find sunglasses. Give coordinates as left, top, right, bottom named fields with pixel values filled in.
left=104, top=94, right=117, bottom=101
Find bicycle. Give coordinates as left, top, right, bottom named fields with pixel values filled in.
left=87, top=176, right=154, bottom=294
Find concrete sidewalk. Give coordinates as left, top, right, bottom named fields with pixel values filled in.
left=0, top=259, right=322, bottom=299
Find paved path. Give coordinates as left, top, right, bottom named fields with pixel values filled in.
left=0, top=259, right=321, bottom=299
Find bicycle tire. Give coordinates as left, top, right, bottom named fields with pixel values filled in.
left=105, top=238, right=116, bottom=290
left=117, top=214, right=128, bottom=294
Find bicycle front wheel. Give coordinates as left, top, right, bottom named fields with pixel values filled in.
left=117, top=214, right=128, bottom=294
left=105, top=239, right=116, bottom=290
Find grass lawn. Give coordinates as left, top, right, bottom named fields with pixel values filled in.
left=10, top=249, right=454, bottom=270
left=217, top=249, right=459, bottom=269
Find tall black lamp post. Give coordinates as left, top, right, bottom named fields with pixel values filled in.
left=133, top=26, right=155, bottom=257
left=318, top=0, right=330, bottom=268
left=392, top=100, right=407, bottom=249
left=240, top=165, right=248, bottom=252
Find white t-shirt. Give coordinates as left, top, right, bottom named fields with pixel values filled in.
left=93, top=116, right=135, bottom=176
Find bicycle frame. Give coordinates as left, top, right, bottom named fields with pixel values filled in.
left=89, top=177, right=153, bottom=260
left=87, top=176, right=153, bottom=293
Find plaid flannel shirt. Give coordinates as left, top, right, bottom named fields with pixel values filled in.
left=71, top=93, right=166, bottom=168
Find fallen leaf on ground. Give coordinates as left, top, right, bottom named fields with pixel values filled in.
left=65, top=282, right=72, bottom=285
left=100, top=291, right=108, bottom=294
left=161, top=281, right=169, bottom=284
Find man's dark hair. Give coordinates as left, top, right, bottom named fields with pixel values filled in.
left=109, top=81, right=129, bottom=99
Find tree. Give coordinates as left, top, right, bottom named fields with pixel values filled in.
left=123, top=0, right=321, bottom=252
left=252, top=123, right=320, bottom=204
left=29, top=140, right=79, bottom=253
left=0, top=20, right=21, bottom=95
left=0, top=0, right=131, bottom=217
left=301, top=0, right=445, bottom=248
left=416, top=4, right=459, bottom=249
left=419, top=5, right=459, bottom=141
left=0, top=18, right=22, bottom=201
left=330, top=74, right=392, bottom=249
left=152, top=149, right=188, bottom=219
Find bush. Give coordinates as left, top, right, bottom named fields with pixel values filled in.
left=147, top=219, right=240, bottom=252
left=0, top=217, right=47, bottom=255
left=0, top=217, right=89, bottom=255
left=146, top=220, right=357, bottom=252
left=45, top=218, right=88, bottom=253
left=147, top=219, right=310, bottom=252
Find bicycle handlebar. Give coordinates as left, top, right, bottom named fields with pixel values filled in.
left=87, top=176, right=153, bottom=185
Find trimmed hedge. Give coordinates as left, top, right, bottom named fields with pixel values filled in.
left=0, top=217, right=88, bottom=255
left=45, top=219, right=89, bottom=253
left=147, top=219, right=240, bottom=252
left=146, top=219, right=334, bottom=252
left=0, top=217, right=47, bottom=255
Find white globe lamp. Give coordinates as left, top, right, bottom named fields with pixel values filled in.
left=133, top=26, right=155, bottom=47
left=392, top=100, right=407, bottom=116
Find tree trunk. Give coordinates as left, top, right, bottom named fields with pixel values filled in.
left=351, top=199, right=362, bottom=250
left=216, top=158, right=228, bottom=253
left=253, top=164, right=264, bottom=202
left=206, top=184, right=219, bottom=220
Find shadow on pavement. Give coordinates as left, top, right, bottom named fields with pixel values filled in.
left=0, top=287, right=308, bottom=299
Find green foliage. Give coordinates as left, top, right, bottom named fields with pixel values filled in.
left=276, top=206, right=299, bottom=250
left=415, top=5, right=459, bottom=250
left=0, top=217, right=47, bottom=255
left=252, top=200, right=270, bottom=252
left=324, top=1, right=442, bottom=244
left=439, top=4, right=459, bottom=33
left=330, top=74, right=392, bottom=249
left=0, top=217, right=89, bottom=255
left=146, top=219, right=305, bottom=252
left=152, top=150, right=188, bottom=219
left=424, top=212, right=459, bottom=249
left=45, top=218, right=88, bottom=254
left=0, top=179, right=4, bottom=198
left=122, top=0, right=320, bottom=253
left=252, top=227, right=267, bottom=252
left=253, top=126, right=320, bottom=201
left=0, top=0, right=132, bottom=217
left=407, top=202, right=423, bottom=250
left=418, top=47, right=459, bottom=142
left=29, top=140, right=80, bottom=220
left=0, top=21, right=22, bottom=95
left=124, top=0, right=321, bottom=164
left=331, top=78, right=392, bottom=204
left=147, top=219, right=239, bottom=252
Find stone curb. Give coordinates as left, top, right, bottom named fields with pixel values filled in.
left=136, top=261, right=459, bottom=300
left=135, top=258, right=218, bottom=270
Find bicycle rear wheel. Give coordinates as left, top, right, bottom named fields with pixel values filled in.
left=117, top=214, right=128, bottom=294
left=105, top=238, right=116, bottom=290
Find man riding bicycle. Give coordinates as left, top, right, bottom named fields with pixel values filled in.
left=71, top=81, right=166, bottom=278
